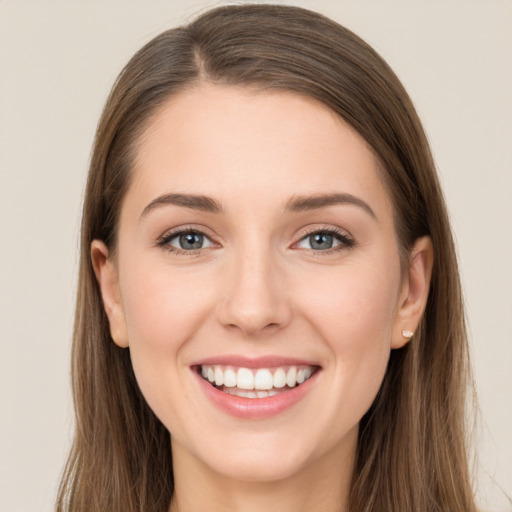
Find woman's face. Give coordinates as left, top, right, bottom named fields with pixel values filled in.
left=94, top=84, right=430, bottom=482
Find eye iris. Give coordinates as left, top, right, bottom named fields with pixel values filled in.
left=179, top=232, right=203, bottom=250
left=310, top=233, right=333, bottom=250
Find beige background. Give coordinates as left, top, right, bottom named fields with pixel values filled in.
left=1, top=1, right=511, bottom=511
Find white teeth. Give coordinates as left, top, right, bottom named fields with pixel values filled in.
left=273, top=368, right=287, bottom=388
left=200, top=364, right=316, bottom=393
left=223, top=368, right=237, bottom=388
left=237, top=368, right=254, bottom=390
left=214, top=366, right=223, bottom=386
left=226, top=389, right=280, bottom=399
left=254, top=369, right=273, bottom=390
left=286, top=366, right=297, bottom=388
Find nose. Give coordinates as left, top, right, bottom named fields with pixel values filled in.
left=216, top=243, right=291, bottom=337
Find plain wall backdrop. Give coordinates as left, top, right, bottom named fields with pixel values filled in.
left=1, top=1, right=511, bottom=511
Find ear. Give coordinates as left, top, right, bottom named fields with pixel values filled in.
left=391, top=236, right=434, bottom=349
left=91, top=240, right=129, bottom=348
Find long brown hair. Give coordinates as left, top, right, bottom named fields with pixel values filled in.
left=57, top=5, right=477, bottom=511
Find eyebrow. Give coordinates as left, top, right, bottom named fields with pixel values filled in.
left=284, top=193, right=377, bottom=219
left=141, top=193, right=224, bottom=218
left=140, top=191, right=376, bottom=220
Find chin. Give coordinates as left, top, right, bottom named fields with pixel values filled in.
left=206, top=447, right=313, bottom=483
left=176, top=424, right=355, bottom=484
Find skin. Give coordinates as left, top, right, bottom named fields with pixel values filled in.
left=92, top=84, right=433, bottom=512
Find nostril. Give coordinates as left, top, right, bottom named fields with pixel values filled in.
left=224, top=320, right=283, bottom=337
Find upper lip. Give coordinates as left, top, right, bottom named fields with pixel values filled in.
left=192, top=355, right=320, bottom=369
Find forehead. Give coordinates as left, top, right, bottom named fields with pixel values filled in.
left=127, top=83, right=393, bottom=221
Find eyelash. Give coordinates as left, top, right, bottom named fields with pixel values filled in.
left=295, top=226, right=356, bottom=254
left=157, top=226, right=355, bottom=256
left=157, top=226, right=216, bottom=256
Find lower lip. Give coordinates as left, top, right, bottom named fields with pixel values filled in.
left=194, top=369, right=319, bottom=419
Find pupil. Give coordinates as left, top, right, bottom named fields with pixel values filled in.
left=180, top=232, right=203, bottom=249
left=310, top=233, right=333, bottom=250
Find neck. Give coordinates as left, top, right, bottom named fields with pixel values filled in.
left=168, top=430, right=356, bottom=512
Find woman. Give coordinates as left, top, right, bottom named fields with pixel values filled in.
left=56, top=4, right=478, bottom=511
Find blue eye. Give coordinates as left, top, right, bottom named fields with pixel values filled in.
left=308, top=232, right=336, bottom=250
left=159, top=230, right=215, bottom=251
left=296, top=229, right=354, bottom=251
left=177, top=232, right=204, bottom=250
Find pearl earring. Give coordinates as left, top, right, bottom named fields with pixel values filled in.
left=402, top=329, right=414, bottom=338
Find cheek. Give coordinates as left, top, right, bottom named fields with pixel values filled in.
left=120, top=261, right=213, bottom=351
left=117, top=260, right=216, bottom=410
left=297, top=261, right=400, bottom=398
left=299, top=260, right=400, bottom=342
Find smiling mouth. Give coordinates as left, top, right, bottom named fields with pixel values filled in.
left=197, top=364, right=319, bottom=399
